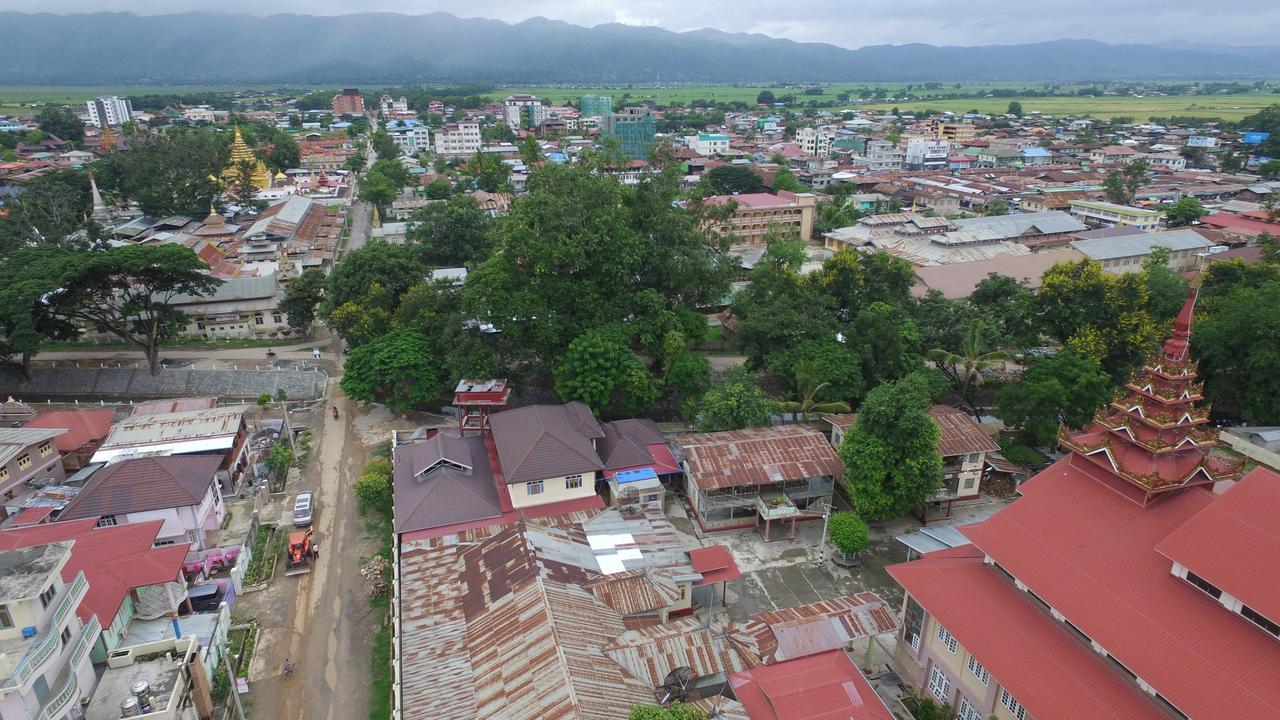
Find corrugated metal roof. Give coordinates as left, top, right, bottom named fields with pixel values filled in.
left=0, top=427, right=67, bottom=466
left=1071, top=228, right=1213, bottom=260
left=927, top=405, right=1000, bottom=457
left=729, top=649, right=893, bottom=720
left=94, top=406, right=248, bottom=459
left=732, top=593, right=897, bottom=664
left=677, top=426, right=844, bottom=491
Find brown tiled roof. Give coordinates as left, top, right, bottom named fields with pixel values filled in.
left=392, top=432, right=500, bottom=534
left=677, top=425, right=844, bottom=491
left=597, top=419, right=666, bottom=472
left=488, top=403, right=605, bottom=484
left=60, top=455, right=222, bottom=518
left=927, top=405, right=1000, bottom=457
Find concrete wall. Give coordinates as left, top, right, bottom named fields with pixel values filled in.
left=508, top=471, right=597, bottom=510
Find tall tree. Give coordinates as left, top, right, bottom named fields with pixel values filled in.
left=1195, top=275, right=1280, bottom=422
left=688, top=367, right=775, bottom=432
left=25, top=244, right=221, bottom=374
left=94, top=128, right=225, bottom=217
left=279, top=268, right=326, bottom=332
left=405, top=194, right=493, bottom=267
left=1163, top=197, right=1208, bottom=227
left=35, top=107, right=85, bottom=144
left=996, top=351, right=1114, bottom=446
left=554, top=330, right=655, bottom=415
left=777, top=359, right=852, bottom=422
left=321, top=240, right=426, bottom=322
left=701, top=165, right=765, bottom=195
left=0, top=169, right=94, bottom=252
left=340, top=329, right=447, bottom=413
left=1140, top=247, right=1191, bottom=319
left=928, top=319, right=1010, bottom=411
left=838, top=372, right=943, bottom=520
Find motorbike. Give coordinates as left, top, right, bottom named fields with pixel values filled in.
left=266, top=349, right=277, bottom=359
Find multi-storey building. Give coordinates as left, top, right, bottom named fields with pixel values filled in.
left=387, top=123, right=431, bottom=156
left=85, top=96, right=132, bottom=128
left=1069, top=200, right=1164, bottom=232
left=705, top=190, right=818, bottom=243
left=888, top=291, right=1279, bottom=720
left=797, top=126, right=838, bottom=157
left=579, top=95, right=613, bottom=118
left=502, top=94, right=545, bottom=129
left=601, top=107, right=655, bottom=160
left=433, top=121, right=481, bottom=160
left=864, top=140, right=905, bottom=171
left=0, top=429, right=67, bottom=512
left=928, top=119, right=976, bottom=142
left=331, top=88, right=364, bottom=116
left=378, top=95, right=409, bottom=115
left=0, top=542, right=101, bottom=720
left=905, top=138, right=951, bottom=170
left=686, top=134, right=731, bottom=156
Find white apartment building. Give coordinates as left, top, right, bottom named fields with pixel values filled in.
left=434, top=122, right=482, bottom=160
left=503, top=95, right=546, bottom=129
left=85, top=96, right=132, bottom=128
left=686, top=134, right=731, bottom=156
left=864, top=140, right=905, bottom=172
left=180, top=106, right=214, bottom=123
left=905, top=138, right=951, bottom=170
left=379, top=95, right=409, bottom=115
left=389, top=125, right=431, bottom=156
left=0, top=543, right=101, bottom=720
left=797, top=126, right=838, bottom=157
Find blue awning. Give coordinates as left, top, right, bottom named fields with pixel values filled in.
left=614, top=468, right=658, bottom=484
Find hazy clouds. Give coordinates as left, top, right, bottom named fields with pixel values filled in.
left=6, top=0, right=1280, bottom=47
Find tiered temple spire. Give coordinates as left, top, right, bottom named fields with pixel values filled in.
left=221, top=125, right=272, bottom=191
left=1059, top=288, right=1244, bottom=504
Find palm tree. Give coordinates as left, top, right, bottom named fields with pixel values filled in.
left=778, top=360, right=853, bottom=422
left=814, top=198, right=861, bottom=234
left=928, top=319, right=1011, bottom=412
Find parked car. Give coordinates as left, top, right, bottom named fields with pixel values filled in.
left=293, top=491, right=314, bottom=527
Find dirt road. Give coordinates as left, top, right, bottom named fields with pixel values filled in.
left=237, top=384, right=381, bottom=720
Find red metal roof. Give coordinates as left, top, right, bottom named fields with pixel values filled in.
left=0, top=518, right=188, bottom=623
left=961, top=457, right=1280, bottom=720
left=25, top=410, right=115, bottom=452
left=1155, top=467, right=1280, bottom=623
left=1200, top=212, right=1280, bottom=238
left=689, top=545, right=741, bottom=586
left=729, top=649, right=893, bottom=720
left=889, top=545, right=1170, bottom=720
left=8, top=505, right=53, bottom=527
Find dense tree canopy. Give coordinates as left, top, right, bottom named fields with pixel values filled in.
left=340, top=329, right=447, bottom=413
left=689, top=367, right=775, bottom=432
left=996, top=351, right=1114, bottom=446
left=701, top=165, right=765, bottom=195
left=405, top=194, right=492, bottom=267
left=838, top=372, right=943, bottom=520
left=95, top=129, right=226, bottom=217
left=1195, top=259, right=1280, bottom=422
left=280, top=268, right=326, bottom=332
left=35, top=107, right=85, bottom=144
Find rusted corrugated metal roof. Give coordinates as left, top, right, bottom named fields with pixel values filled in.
left=732, top=593, right=898, bottom=664
left=677, top=425, right=844, bottom=491
left=927, top=405, right=1000, bottom=458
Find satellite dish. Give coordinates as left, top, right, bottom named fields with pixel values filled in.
left=660, top=666, right=696, bottom=704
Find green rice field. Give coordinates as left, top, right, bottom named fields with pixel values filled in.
left=2, top=83, right=1276, bottom=122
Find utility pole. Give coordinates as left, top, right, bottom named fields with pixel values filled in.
left=814, top=499, right=833, bottom=564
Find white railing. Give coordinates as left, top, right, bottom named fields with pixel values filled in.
left=3, top=572, right=88, bottom=690
left=34, top=673, right=77, bottom=720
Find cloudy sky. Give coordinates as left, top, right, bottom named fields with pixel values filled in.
left=6, top=0, right=1280, bottom=47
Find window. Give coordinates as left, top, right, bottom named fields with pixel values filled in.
left=38, top=442, right=52, bottom=457
left=966, top=655, right=990, bottom=686
left=956, top=697, right=983, bottom=720
left=526, top=481, right=544, bottom=496
left=1242, top=605, right=1280, bottom=638
left=0, top=467, right=7, bottom=482
left=1000, top=689, right=1028, bottom=720
left=60, top=626, right=71, bottom=648
left=565, top=474, right=583, bottom=490
left=1184, top=570, right=1222, bottom=599
left=16, top=454, right=30, bottom=470
left=927, top=666, right=951, bottom=702
left=937, top=624, right=958, bottom=654
left=96, top=515, right=118, bottom=527
left=903, top=597, right=924, bottom=652
left=962, top=477, right=975, bottom=490
left=273, top=314, right=283, bottom=324
left=254, top=315, right=265, bottom=325
left=153, top=539, right=176, bottom=547
left=0, top=604, right=12, bottom=629
left=39, top=584, right=56, bottom=609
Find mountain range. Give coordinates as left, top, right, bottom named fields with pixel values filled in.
left=3, top=11, right=1280, bottom=84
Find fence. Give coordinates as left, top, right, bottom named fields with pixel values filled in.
left=0, top=366, right=328, bottom=400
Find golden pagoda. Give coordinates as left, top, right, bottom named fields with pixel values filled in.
left=222, top=126, right=272, bottom=190
left=98, top=125, right=117, bottom=154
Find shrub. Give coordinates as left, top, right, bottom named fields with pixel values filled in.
left=354, top=458, right=394, bottom=517
left=828, top=512, right=870, bottom=556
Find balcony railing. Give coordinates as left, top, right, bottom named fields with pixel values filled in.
left=34, top=673, right=77, bottom=720
left=2, top=571, right=88, bottom=690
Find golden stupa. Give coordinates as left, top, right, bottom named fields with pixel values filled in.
left=98, top=125, right=118, bottom=153
left=222, top=126, right=272, bottom=190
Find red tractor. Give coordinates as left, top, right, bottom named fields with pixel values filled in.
left=285, top=528, right=319, bottom=576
